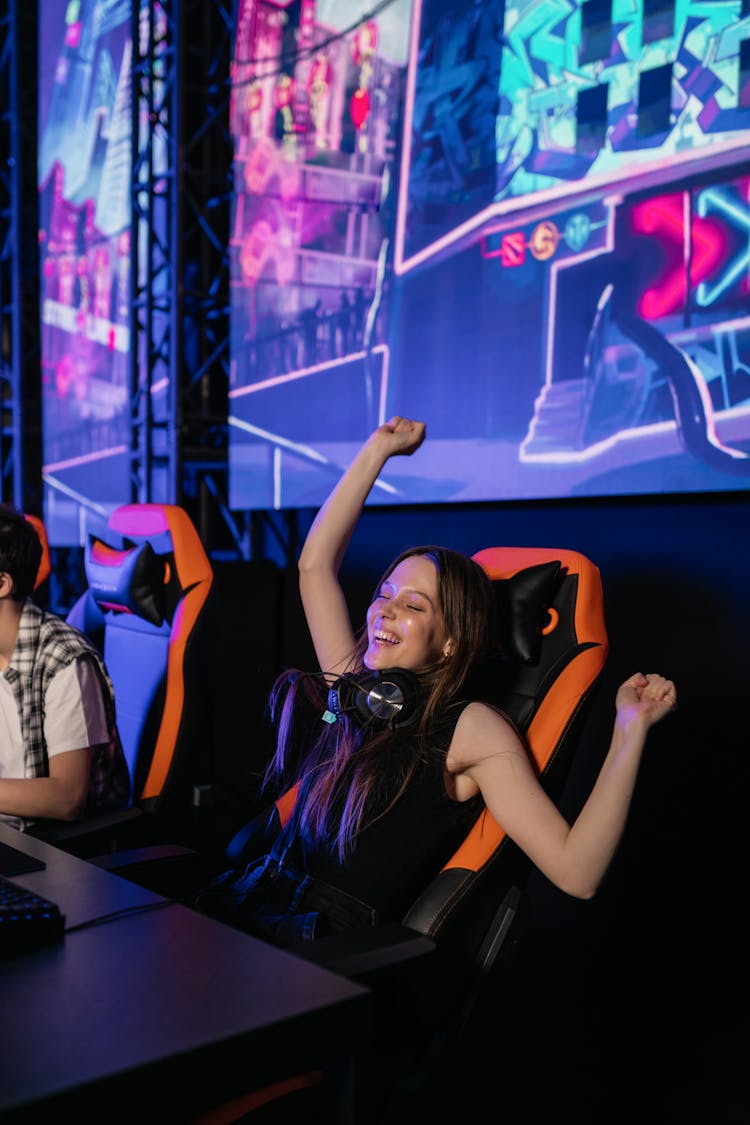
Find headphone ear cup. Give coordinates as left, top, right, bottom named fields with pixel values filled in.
left=329, top=668, right=422, bottom=729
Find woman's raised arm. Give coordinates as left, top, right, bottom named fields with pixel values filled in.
left=298, top=416, right=426, bottom=674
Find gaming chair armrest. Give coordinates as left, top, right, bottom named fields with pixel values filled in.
left=291, top=925, right=469, bottom=1037
left=290, top=922, right=437, bottom=986
left=33, top=812, right=216, bottom=897
left=87, top=842, right=214, bottom=898
left=86, top=841, right=198, bottom=868
left=29, top=805, right=147, bottom=851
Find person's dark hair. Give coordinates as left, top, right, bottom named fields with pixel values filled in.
left=0, top=505, right=43, bottom=601
left=264, top=545, right=498, bottom=859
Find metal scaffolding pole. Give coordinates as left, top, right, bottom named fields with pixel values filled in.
left=130, top=0, right=181, bottom=504
left=131, top=0, right=243, bottom=558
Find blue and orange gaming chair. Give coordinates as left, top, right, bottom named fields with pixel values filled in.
left=31, top=503, right=215, bottom=859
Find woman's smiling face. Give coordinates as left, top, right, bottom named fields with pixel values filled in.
left=364, top=554, right=451, bottom=672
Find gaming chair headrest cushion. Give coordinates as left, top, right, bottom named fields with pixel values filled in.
left=85, top=536, right=167, bottom=627
left=494, top=560, right=562, bottom=665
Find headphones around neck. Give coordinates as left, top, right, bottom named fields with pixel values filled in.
left=326, top=667, right=423, bottom=730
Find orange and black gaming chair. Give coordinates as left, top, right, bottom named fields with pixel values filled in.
left=231, top=546, right=608, bottom=965
left=402, top=545, right=609, bottom=964
left=30, top=503, right=216, bottom=860
left=192, top=545, right=609, bottom=1124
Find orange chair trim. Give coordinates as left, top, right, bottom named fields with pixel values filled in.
left=26, top=514, right=52, bottom=590
left=276, top=783, right=300, bottom=828
left=141, top=581, right=212, bottom=800
left=189, top=1070, right=323, bottom=1125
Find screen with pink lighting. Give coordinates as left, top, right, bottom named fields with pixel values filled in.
left=228, top=0, right=412, bottom=508
left=228, top=1, right=750, bottom=509
left=38, top=0, right=134, bottom=544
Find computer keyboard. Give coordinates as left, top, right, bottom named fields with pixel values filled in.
left=0, top=872, right=65, bottom=955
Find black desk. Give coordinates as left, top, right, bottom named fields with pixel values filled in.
left=0, top=824, right=371, bottom=1122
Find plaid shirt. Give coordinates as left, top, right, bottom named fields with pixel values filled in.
left=3, top=600, right=131, bottom=829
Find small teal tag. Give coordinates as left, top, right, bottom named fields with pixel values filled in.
left=322, top=709, right=338, bottom=724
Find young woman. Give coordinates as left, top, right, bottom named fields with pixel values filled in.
left=195, top=416, right=677, bottom=946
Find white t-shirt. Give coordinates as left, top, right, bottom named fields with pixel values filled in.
left=0, top=658, right=110, bottom=825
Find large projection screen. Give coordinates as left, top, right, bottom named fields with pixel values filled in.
left=232, top=1, right=750, bottom=509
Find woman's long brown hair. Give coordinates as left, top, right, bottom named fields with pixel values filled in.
left=264, top=546, right=498, bottom=859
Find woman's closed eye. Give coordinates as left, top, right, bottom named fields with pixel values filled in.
left=374, top=586, right=430, bottom=612
left=377, top=592, right=425, bottom=611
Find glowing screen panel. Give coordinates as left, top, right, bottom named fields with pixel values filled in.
left=38, top=0, right=133, bottom=544
left=227, top=1, right=750, bottom=509
left=228, top=0, right=412, bottom=509
left=397, top=0, right=750, bottom=271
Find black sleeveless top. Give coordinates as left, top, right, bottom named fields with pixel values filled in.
left=290, top=703, right=483, bottom=923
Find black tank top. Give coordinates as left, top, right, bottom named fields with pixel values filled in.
left=293, top=704, right=483, bottom=922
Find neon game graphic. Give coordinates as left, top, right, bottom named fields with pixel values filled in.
left=229, top=1, right=750, bottom=508
left=397, top=0, right=750, bottom=272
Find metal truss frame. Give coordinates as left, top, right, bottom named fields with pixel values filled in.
left=133, top=0, right=304, bottom=567
left=2, top=0, right=300, bottom=566
left=130, top=0, right=182, bottom=506
left=131, top=0, right=274, bottom=560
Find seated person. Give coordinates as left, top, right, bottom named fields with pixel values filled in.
left=0, top=505, right=130, bottom=831
left=193, top=417, right=677, bottom=947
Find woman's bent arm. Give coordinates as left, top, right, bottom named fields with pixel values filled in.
left=450, top=673, right=677, bottom=899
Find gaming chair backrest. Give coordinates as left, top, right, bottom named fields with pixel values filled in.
left=66, top=503, right=214, bottom=811
left=401, top=546, right=609, bottom=949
